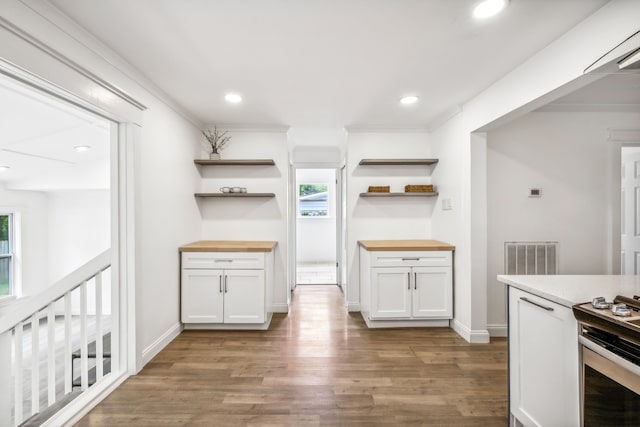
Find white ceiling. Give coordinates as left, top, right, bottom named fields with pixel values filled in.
left=0, top=74, right=111, bottom=191
left=49, top=0, right=609, bottom=129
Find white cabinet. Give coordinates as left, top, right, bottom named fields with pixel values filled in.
left=360, top=247, right=453, bottom=328
left=508, top=286, right=579, bottom=427
left=181, top=269, right=224, bottom=323
left=181, top=249, right=274, bottom=329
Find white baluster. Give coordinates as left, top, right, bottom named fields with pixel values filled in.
left=14, top=323, right=24, bottom=425
left=95, top=272, right=104, bottom=381
left=64, top=292, right=72, bottom=394
left=30, top=314, right=39, bottom=415
left=47, top=304, right=56, bottom=406
left=80, top=281, right=88, bottom=391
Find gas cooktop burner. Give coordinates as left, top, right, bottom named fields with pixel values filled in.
left=573, top=295, right=640, bottom=344
left=612, top=303, right=633, bottom=317
left=591, top=297, right=612, bottom=309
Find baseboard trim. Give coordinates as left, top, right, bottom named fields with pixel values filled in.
left=488, top=323, right=508, bottom=337
left=141, top=322, right=182, bottom=366
left=272, top=303, right=289, bottom=313
left=451, top=319, right=490, bottom=343
left=184, top=313, right=273, bottom=331
left=360, top=312, right=450, bottom=328
left=347, top=302, right=360, bottom=312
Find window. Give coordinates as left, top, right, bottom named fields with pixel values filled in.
left=0, top=214, right=13, bottom=297
left=298, top=184, right=329, bottom=217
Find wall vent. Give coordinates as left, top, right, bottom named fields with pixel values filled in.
left=504, top=241, right=558, bottom=275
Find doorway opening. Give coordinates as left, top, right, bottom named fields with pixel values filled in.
left=0, top=61, right=135, bottom=425
left=295, top=168, right=338, bottom=285
left=620, top=145, right=640, bottom=274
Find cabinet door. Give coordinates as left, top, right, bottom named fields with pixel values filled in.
left=412, top=266, right=452, bottom=318
left=509, top=287, right=579, bottom=427
left=181, top=269, right=224, bottom=323
left=223, top=269, right=265, bottom=323
left=370, top=267, right=411, bottom=319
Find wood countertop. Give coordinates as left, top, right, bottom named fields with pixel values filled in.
left=358, top=240, right=455, bottom=251
left=180, top=240, right=277, bottom=252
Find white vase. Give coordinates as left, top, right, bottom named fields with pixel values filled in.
left=209, top=152, right=221, bottom=160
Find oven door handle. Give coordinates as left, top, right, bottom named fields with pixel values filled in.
left=520, top=297, right=554, bottom=311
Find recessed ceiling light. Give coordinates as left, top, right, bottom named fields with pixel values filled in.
left=225, top=93, right=242, bottom=103
left=0, top=166, right=10, bottom=172
left=74, top=145, right=91, bottom=152
left=473, top=0, right=508, bottom=19
left=400, top=95, right=419, bottom=105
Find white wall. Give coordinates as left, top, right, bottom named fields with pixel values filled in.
left=135, top=103, right=202, bottom=366
left=430, top=0, right=640, bottom=343
left=199, top=130, right=289, bottom=312
left=0, top=186, right=48, bottom=298
left=486, top=111, right=640, bottom=334
left=346, top=131, right=433, bottom=309
left=296, top=168, right=336, bottom=264
left=47, top=190, right=110, bottom=283
left=47, top=189, right=111, bottom=315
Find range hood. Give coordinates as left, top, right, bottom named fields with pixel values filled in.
left=619, top=47, right=640, bottom=71
left=585, top=30, right=640, bottom=74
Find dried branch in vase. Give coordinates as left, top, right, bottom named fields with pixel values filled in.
left=202, top=125, right=232, bottom=154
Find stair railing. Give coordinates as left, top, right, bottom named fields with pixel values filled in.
left=0, top=249, right=111, bottom=426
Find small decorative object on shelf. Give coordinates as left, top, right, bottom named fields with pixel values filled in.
left=405, top=184, right=435, bottom=193
left=368, top=185, right=390, bottom=193
left=202, top=125, right=232, bottom=160
left=220, top=187, right=247, bottom=193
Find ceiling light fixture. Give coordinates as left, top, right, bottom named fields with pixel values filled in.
left=225, top=93, right=242, bottom=103
left=74, top=145, right=91, bottom=152
left=0, top=166, right=10, bottom=172
left=473, top=0, right=508, bottom=19
left=400, top=95, right=419, bottom=105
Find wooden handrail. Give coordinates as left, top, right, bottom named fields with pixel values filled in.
left=0, top=249, right=111, bottom=334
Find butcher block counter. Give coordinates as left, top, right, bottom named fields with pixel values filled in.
left=358, top=239, right=454, bottom=329
left=179, top=240, right=276, bottom=330
left=179, top=240, right=277, bottom=252
left=358, top=239, right=455, bottom=251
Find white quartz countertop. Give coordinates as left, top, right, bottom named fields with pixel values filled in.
left=497, top=275, right=640, bottom=308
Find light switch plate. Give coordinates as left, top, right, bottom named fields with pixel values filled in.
left=442, top=198, right=452, bottom=210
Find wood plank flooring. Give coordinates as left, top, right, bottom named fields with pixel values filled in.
left=76, top=285, right=507, bottom=426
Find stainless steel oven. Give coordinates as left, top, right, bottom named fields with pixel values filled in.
left=577, top=317, right=640, bottom=426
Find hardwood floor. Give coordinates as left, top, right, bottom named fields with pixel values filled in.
left=76, top=285, right=507, bottom=426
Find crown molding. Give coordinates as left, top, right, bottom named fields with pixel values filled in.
left=17, top=0, right=203, bottom=128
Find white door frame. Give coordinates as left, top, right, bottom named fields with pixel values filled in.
left=0, top=56, right=140, bottom=377
left=613, top=130, right=640, bottom=274
left=288, top=164, right=345, bottom=294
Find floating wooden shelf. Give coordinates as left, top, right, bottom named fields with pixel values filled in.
left=359, top=192, right=439, bottom=197
left=359, top=159, right=438, bottom=166
left=195, top=193, right=276, bottom=198
left=194, top=159, right=275, bottom=166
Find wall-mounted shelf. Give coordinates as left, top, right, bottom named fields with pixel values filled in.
left=195, top=193, right=276, bottom=198
left=194, top=159, right=275, bottom=166
left=358, top=159, right=438, bottom=166
left=360, top=192, right=439, bottom=197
